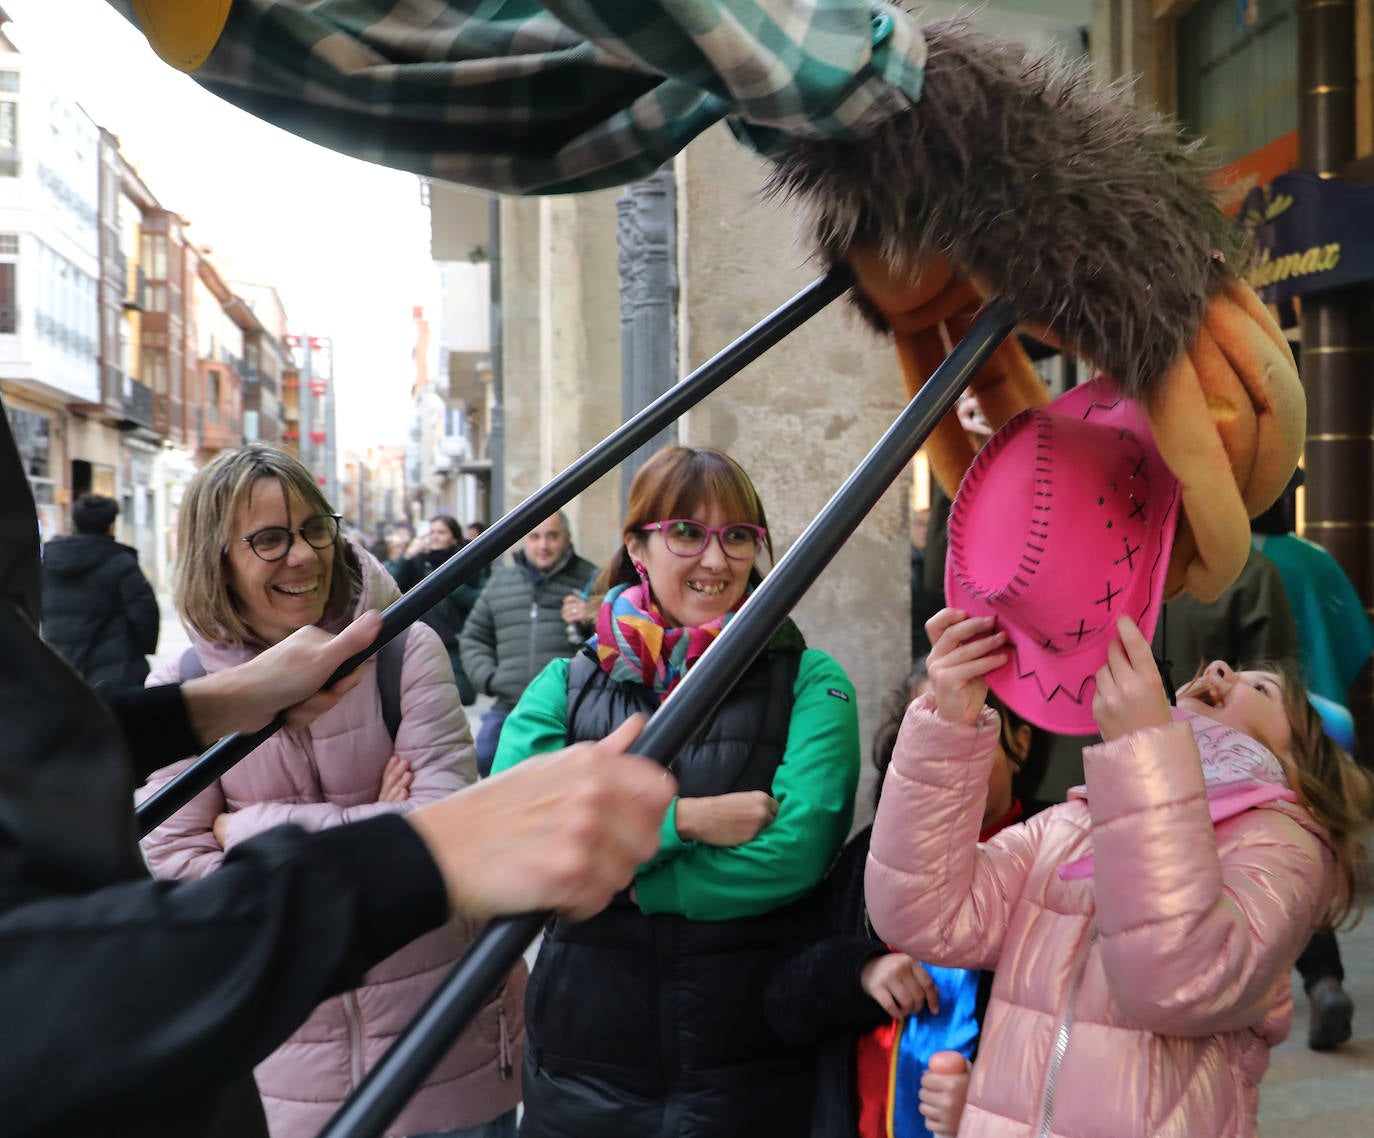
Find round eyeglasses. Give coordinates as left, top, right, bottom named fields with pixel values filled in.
left=641, top=519, right=767, bottom=560
left=240, top=513, right=341, bottom=562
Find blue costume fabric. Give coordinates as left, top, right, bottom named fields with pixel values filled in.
left=891, top=965, right=982, bottom=1138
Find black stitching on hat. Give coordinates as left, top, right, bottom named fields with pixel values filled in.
left=1066, top=618, right=1096, bottom=643
left=1096, top=580, right=1122, bottom=610
left=1127, top=496, right=1146, bottom=522
left=1116, top=537, right=1141, bottom=570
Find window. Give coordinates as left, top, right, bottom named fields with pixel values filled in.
left=141, top=233, right=167, bottom=280
left=141, top=348, right=168, bottom=396
left=0, top=234, right=18, bottom=256
left=205, top=369, right=222, bottom=422
left=146, top=283, right=167, bottom=313
left=0, top=263, right=16, bottom=334
left=0, top=101, right=17, bottom=176
left=4, top=405, right=50, bottom=479
left=0, top=72, right=19, bottom=94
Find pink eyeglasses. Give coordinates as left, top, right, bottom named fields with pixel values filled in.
left=640, top=519, right=767, bottom=560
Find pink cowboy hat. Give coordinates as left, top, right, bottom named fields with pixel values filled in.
left=944, top=376, right=1181, bottom=734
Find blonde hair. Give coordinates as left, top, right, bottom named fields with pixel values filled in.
left=174, top=444, right=361, bottom=647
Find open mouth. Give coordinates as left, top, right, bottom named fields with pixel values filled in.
left=273, top=582, right=320, bottom=598
left=686, top=580, right=728, bottom=597
left=1179, top=679, right=1222, bottom=708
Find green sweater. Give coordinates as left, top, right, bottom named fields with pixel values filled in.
left=491, top=650, right=860, bottom=921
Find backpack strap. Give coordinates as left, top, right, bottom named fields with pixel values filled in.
left=377, top=633, right=407, bottom=743
left=178, top=646, right=206, bottom=681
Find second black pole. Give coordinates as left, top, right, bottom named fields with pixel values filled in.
left=315, top=297, right=1019, bottom=1138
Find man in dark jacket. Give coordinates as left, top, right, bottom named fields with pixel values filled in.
left=460, top=511, right=599, bottom=775
left=42, top=494, right=160, bottom=689
left=0, top=409, right=673, bottom=1138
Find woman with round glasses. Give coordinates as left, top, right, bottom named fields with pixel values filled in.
left=138, top=444, right=525, bottom=1138
left=492, top=445, right=861, bottom=1138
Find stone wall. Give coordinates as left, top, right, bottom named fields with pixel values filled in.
left=676, top=126, right=913, bottom=825
left=499, top=191, right=624, bottom=572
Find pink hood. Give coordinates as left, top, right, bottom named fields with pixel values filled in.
left=141, top=541, right=523, bottom=1137
left=866, top=695, right=1333, bottom=1138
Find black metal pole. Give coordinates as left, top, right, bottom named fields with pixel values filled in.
left=137, top=266, right=856, bottom=836
left=315, top=298, right=1019, bottom=1138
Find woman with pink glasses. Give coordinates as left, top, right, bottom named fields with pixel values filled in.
left=491, top=445, right=861, bottom=1138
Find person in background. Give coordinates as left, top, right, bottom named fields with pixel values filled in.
left=459, top=511, right=598, bottom=776
left=465, top=520, right=487, bottom=542
left=396, top=516, right=482, bottom=705
left=384, top=521, right=415, bottom=581
left=41, top=492, right=159, bottom=690
left=492, top=446, right=861, bottom=1138
left=139, top=445, right=523, bottom=1138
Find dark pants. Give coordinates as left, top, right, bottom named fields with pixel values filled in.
left=1295, top=930, right=1344, bottom=991
left=475, top=705, right=511, bottom=779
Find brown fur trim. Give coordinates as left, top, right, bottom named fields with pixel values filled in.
left=763, top=19, right=1245, bottom=396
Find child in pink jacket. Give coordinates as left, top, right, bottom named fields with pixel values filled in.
left=866, top=607, right=1374, bottom=1138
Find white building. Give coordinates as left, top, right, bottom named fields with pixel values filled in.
left=0, top=18, right=102, bottom=539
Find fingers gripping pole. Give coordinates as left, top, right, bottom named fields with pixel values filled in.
left=135, top=267, right=856, bottom=837
left=316, top=298, right=1019, bottom=1138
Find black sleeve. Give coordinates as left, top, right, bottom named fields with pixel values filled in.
left=394, top=555, right=422, bottom=593
left=101, top=682, right=202, bottom=781
left=0, top=814, right=449, bottom=1138
left=762, top=831, right=889, bottom=1046
left=764, top=934, right=890, bottom=1046
left=120, top=560, right=161, bottom=656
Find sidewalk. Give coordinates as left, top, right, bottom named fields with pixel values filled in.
left=1259, top=911, right=1374, bottom=1136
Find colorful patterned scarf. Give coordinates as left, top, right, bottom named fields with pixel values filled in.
left=592, top=582, right=740, bottom=701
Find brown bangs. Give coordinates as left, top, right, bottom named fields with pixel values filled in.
left=594, top=446, right=774, bottom=595
left=624, top=447, right=769, bottom=547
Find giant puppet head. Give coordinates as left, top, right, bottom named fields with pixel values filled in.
left=768, top=21, right=1304, bottom=604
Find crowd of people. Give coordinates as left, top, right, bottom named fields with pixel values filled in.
left=15, top=426, right=1374, bottom=1138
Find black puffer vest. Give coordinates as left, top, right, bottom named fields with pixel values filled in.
left=520, top=630, right=813, bottom=1138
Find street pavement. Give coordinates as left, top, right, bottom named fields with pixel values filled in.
left=1259, top=911, right=1374, bottom=1136
left=149, top=590, right=1374, bottom=1133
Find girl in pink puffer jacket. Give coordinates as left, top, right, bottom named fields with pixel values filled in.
left=866, top=607, right=1374, bottom=1138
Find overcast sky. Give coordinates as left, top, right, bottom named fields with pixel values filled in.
left=6, top=0, right=436, bottom=452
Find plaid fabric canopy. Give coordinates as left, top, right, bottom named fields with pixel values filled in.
left=109, top=0, right=926, bottom=195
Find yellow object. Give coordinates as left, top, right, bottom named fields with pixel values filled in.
left=129, top=0, right=233, bottom=72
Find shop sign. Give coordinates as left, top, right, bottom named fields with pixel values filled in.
left=1241, top=172, right=1374, bottom=303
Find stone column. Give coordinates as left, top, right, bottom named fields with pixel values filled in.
left=1296, top=0, right=1374, bottom=743
left=677, top=126, right=911, bottom=822
left=498, top=196, right=545, bottom=528
left=617, top=170, right=680, bottom=502
left=536, top=191, right=623, bottom=566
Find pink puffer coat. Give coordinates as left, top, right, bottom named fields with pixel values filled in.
left=141, top=543, right=525, bottom=1138
left=866, top=695, right=1333, bottom=1138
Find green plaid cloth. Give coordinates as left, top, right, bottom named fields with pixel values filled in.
left=110, top=0, right=926, bottom=195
